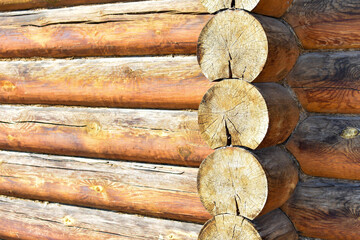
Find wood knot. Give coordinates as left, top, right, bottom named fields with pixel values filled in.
left=90, top=185, right=104, bottom=193
left=0, top=81, right=16, bottom=92
left=86, top=121, right=101, bottom=136
left=340, top=127, right=359, bottom=139
left=62, top=216, right=75, bottom=226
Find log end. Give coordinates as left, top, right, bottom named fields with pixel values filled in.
left=198, top=79, right=269, bottom=150
left=197, top=147, right=268, bottom=220
left=197, top=10, right=268, bottom=82
left=200, top=0, right=260, bottom=14
left=198, top=214, right=261, bottom=240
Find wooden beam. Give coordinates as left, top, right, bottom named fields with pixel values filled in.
left=197, top=147, right=298, bottom=220
left=0, top=151, right=211, bottom=223
left=0, top=57, right=213, bottom=109
left=198, top=209, right=298, bottom=240
left=197, top=10, right=299, bottom=82
left=0, top=105, right=213, bottom=167
left=198, top=80, right=299, bottom=150
left=287, top=51, right=360, bottom=114
left=282, top=177, right=360, bottom=240
left=284, top=0, right=360, bottom=49
left=0, top=0, right=211, bottom=58
left=286, top=115, right=360, bottom=180
left=0, top=195, right=202, bottom=240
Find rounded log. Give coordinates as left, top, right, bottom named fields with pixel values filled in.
left=198, top=79, right=299, bottom=150
left=197, top=10, right=299, bottom=82
left=200, top=0, right=293, bottom=17
left=197, top=147, right=298, bottom=220
left=198, top=210, right=298, bottom=240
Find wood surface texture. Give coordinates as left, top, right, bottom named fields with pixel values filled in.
left=0, top=151, right=211, bottom=223
left=0, top=105, right=213, bottom=166
left=284, top=0, right=360, bottom=49
left=197, top=147, right=298, bottom=220
left=282, top=177, right=360, bottom=240
left=0, top=0, right=211, bottom=58
left=198, top=80, right=299, bottom=149
left=0, top=195, right=202, bottom=240
left=286, top=115, right=360, bottom=180
left=287, top=51, right=360, bottom=114
left=197, top=10, right=299, bottom=82
left=199, top=0, right=293, bottom=17
left=198, top=209, right=298, bottom=240
left=0, top=56, right=213, bottom=109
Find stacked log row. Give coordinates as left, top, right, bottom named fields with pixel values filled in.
left=194, top=6, right=300, bottom=239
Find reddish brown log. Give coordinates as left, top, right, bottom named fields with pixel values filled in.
left=284, top=0, right=360, bottom=49
left=286, top=115, right=360, bottom=180
left=0, top=57, right=213, bottom=109
left=0, top=151, right=211, bottom=223
left=287, top=51, right=360, bottom=114
left=282, top=177, right=360, bottom=240
left=0, top=2, right=211, bottom=58
left=0, top=105, right=213, bottom=167
left=0, top=195, right=202, bottom=240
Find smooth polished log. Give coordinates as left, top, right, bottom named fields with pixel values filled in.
left=0, top=151, right=211, bottom=223
left=0, top=105, right=212, bottom=166
left=0, top=56, right=213, bottom=109
left=287, top=51, right=360, bottom=114
left=0, top=195, right=202, bottom=240
left=282, top=177, right=360, bottom=240
left=286, top=115, right=360, bottom=180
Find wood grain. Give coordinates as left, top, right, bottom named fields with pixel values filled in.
left=0, top=0, right=211, bottom=58
left=0, top=105, right=213, bottom=166
left=198, top=209, right=298, bottom=240
left=0, top=195, right=202, bottom=240
left=282, top=177, right=360, bottom=240
left=284, top=0, right=360, bottom=49
left=0, top=151, right=211, bottom=223
left=0, top=57, right=213, bottom=109
left=287, top=51, right=360, bottom=114
left=286, top=115, right=360, bottom=180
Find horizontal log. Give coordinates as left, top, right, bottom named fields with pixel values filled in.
left=0, top=0, right=211, bottom=58
left=198, top=209, right=298, bottom=239
left=0, top=151, right=211, bottom=223
left=0, top=195, right=202, bottom=240
left=198, top=80, right=299, bottom=149
left=282, top=177, right=360, bottom=240
left=287, top=51, right=360, bottom=114
left=197, top=147, right=298, bottom=220
left=284, top=0, right=360, bottom=49
left=0, top=56, right=213, bottom=109
left=0, top=105, right=213, bottom=166
left=286, top=115, right=360, bottom=180
left=199, top=0, right=293, bottom=17
left=197, top=10, right=299, bottom=82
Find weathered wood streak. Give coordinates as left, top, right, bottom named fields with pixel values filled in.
left=0, top=1, right=211, bottom=58
left=0, top=151, right=211, bottom=223
left=0, top=105, right=213, bottom=166
left=0, top=57, right=213, bottom=109
left=0, top=0, right=206, bottom=12
left=287, top=51, right=360, bottom=114
left=286, top=116, right=360, bottom=180
left=282, top=177, right=360, bottom=240
left=0, top=196, right=202, bottom=240
left=285, top=0, right=360, bottom=49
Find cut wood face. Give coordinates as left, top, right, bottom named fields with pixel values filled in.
left=197, top=10, right=268, bottom=82
left=198, top=79, right=269, bottom=149
left=198, top=214, right=261, bottom=240
left=197, top=147, right=268, bottom=220
left=200, top=0, right=260, bottom=14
